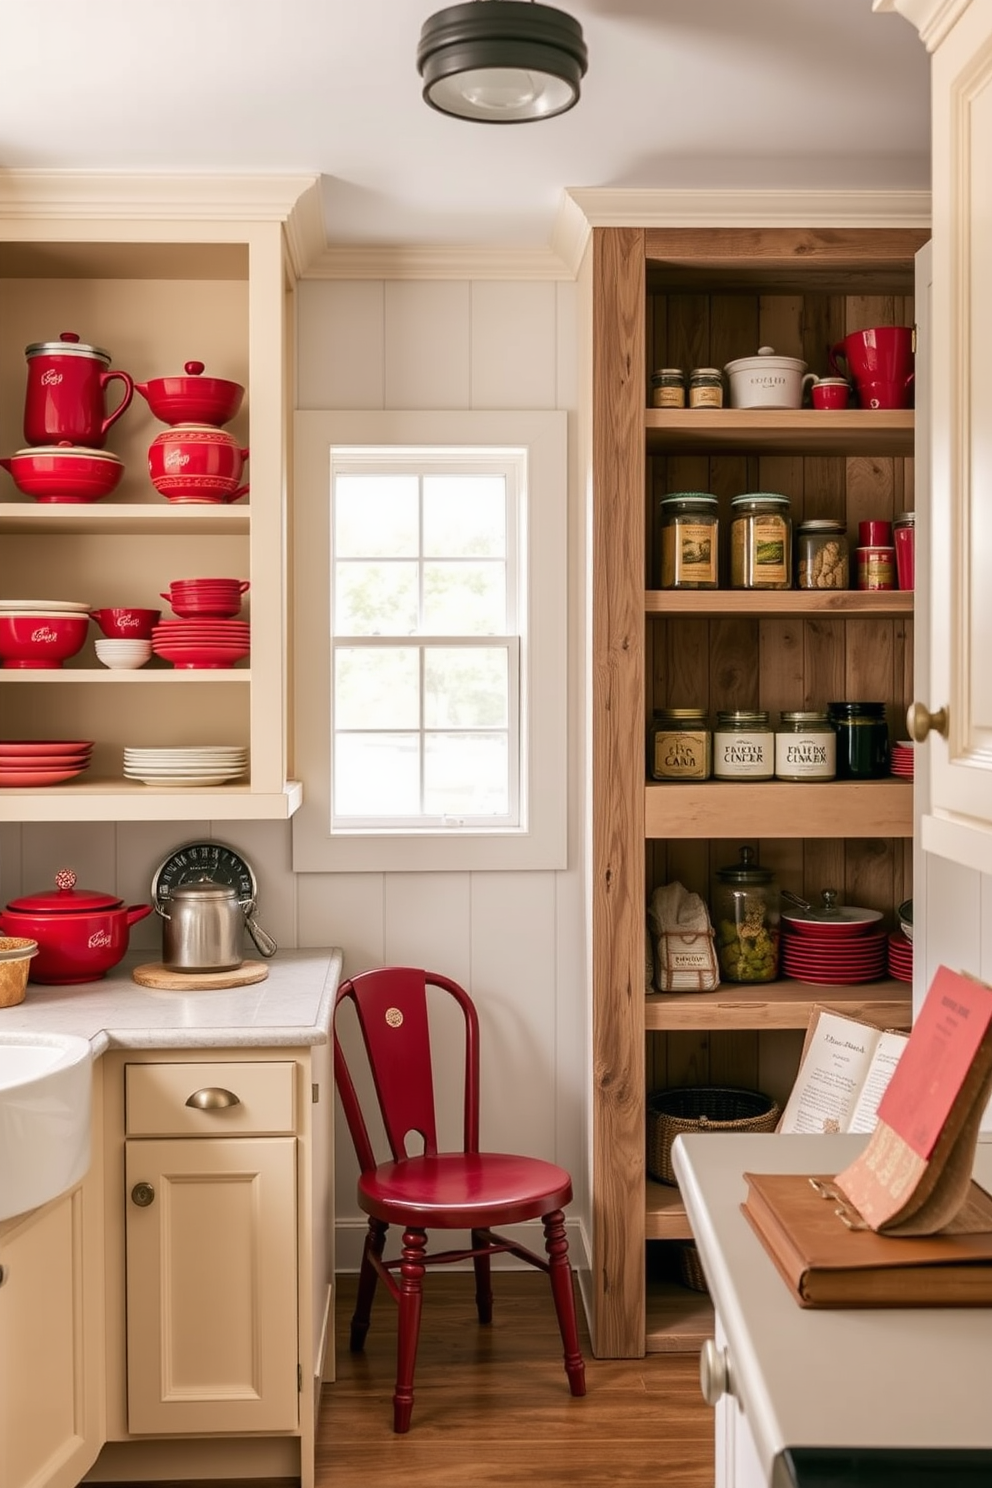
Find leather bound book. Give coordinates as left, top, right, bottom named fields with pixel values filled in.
left=741, top=1170, right=992, bottom=1308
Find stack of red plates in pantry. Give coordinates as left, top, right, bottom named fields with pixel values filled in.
left=890, top=740, right=915, bottom=779
left=151, top=618, right=250, bottom=669
left=887, top=929, right=913, bottom=983
left=780, top=926, right=889, bottom=984
left=0, top=739, right=93, bottom=788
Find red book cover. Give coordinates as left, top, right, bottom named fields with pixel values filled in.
left=877, top=967, right=992, bottom=1160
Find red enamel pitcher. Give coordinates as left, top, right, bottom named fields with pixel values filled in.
left=23, top=331, right=135, bottom=449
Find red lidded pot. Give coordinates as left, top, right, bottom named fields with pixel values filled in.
left=24, top=332, right=134, bottom=450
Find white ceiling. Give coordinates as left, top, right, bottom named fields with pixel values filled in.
left=0, top=1, right=930, bottom=250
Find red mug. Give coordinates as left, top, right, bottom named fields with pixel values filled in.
left=23, top=332, right=134, bottom=450
left=829, top=326, right=914, bottom=386
left=805, top=376, right=850, bottom=410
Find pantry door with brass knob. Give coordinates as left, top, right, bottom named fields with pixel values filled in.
left=922, top=1, right=992, bottom=874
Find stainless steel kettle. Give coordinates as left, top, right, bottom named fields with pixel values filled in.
left=156, top=880, right=275, bottom=973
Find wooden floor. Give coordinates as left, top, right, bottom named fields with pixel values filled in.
left=317, top=1271, right=714, bottom=1488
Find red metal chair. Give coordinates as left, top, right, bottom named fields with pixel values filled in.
left=333, top=965, right=587, bottom=1432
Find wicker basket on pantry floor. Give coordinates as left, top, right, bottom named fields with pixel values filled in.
left=646, top=1085, right=781, bottom=1186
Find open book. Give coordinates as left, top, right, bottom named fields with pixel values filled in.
left=778, top=1006, right=909, bottom=1136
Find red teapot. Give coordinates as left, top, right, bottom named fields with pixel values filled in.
left=23, top=332, right=134, bottom=449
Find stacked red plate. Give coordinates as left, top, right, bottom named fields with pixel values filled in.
left=887, top=929, right=913, bottom=983
left=151, top=618, right=250, bottom=669
left=0, top=739, right=93, bottom=787
left=890, top=739, right=915, bottom=779
left=780, top=925, right=889, bottom=985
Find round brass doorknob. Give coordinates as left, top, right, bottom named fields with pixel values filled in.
left=699, top=1337, right=734, bottom=1405
left=906, top=702, right=948, bottom=742
left=131, top=1181, right=155, bottom=1207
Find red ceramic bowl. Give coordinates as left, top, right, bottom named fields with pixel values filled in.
left=0, top=613, right=89, bottom=668
left=0, top=444, right=124, bottom=503
left=148, top=425, right=249, bottom=502
left=0, top=901, right=151, bottom=982
left=90, top=607, right=161, bottom=639
left=135, top=362, right=245, bottom=427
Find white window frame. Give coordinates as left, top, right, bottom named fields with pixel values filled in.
left=292, top=409, right=567, bottom=872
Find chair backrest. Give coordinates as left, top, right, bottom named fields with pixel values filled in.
left=333, top=967, right=481, bottom=1174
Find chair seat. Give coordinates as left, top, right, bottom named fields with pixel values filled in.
left=358, top=1151, right=573, bottom=1228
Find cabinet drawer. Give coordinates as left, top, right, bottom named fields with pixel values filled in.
left=126, top=1061, right=297, bottom=1136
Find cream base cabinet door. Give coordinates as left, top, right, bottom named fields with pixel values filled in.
left=0, top=1187, right=100, bottom=1488
left=124, top=1135, right=299, bottom=1435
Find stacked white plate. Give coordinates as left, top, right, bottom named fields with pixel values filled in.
left=0, top=598, right=90, bottom=613
left=123, top=745, right=248, bottom=787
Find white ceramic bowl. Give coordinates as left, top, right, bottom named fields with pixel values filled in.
left=724, top=345, right=808, bottom=409
left=94, top=638, right=152, bottom=670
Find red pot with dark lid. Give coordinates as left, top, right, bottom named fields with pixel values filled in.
left=0, top=868, right=152, bottom=983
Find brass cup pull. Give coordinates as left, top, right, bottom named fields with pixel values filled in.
left=907, top=701, right=948, bottom=743
left=185, top=1086, right=241, bottom=1111
left=131, top=1182, right=155, bottom=1207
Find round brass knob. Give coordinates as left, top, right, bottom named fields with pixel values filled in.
left=131, top=1181, right=155, bottom=1208
left=699, top=1337, right=734, bottom=1405
left=906, top=702, right=948, bottom=743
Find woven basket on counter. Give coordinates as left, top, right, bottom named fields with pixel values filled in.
left=646, top=1085, right=781, bottom=1186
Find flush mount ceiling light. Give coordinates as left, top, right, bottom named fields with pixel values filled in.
left=417, top=1, right=588, bottom=123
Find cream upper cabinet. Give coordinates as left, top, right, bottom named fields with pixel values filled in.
left=883, top=0, right=992, bottom=872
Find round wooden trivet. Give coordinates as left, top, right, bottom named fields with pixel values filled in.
left=131, top=960, right=270, bottom=991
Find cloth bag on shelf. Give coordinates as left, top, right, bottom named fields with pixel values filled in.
left=648, top=880, right=719, bottom=992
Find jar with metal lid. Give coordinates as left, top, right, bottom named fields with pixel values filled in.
left=730, top=493, right=792, bottom=589
left=828, top=701, right=890, bottom=779
left=713, top=710, right=773, bottom=780
left=894, top=510, right=915, bottom=590
left=856, top=543, right=895, bottom=591
left=688, top=367, right=724, bottom=409
left=712, top=846, right=780, bottom=983
left=659, top=492, right=719, bottom=589
left=649, top=708, right=711, bottom=781
left=650, top=368, right=686, bottom=408
left=774, top=711, right=836, bottom=781
left=796, top=519, right=849, bottom=590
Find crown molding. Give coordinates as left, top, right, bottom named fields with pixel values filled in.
left=872, top=0, right=970, bottom=51
left=298, top=241, right=575, bottom=281
left=0, top=170, right=320, bottom=225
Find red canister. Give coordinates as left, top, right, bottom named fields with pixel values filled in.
left=23, top=332, right=134, bottom=449
left=856, top=544, right=896, bottom=591
left=894, top=511, right=915, bottom=590
left=858, top=519, right=893, bottom=548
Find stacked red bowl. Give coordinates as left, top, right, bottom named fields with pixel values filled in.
left=160, top=577, right=249, bottom=620
left=890, top=740, right=915, bottom=779
left=151, top=618, right=250, bottom=669
left=887, top=929, right=913, bottom=983
left=0, top=600, right=91, bottom=669
left=0, top=739, right=93, bottom=788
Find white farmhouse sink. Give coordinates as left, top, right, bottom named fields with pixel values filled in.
left=0, top=1030, right=92, bottom=1222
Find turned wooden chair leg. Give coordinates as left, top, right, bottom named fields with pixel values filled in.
left=542, top=1208, right=587, bottom=1396
left=472, top=1230, right=494, bottom=1323
left=393, top=1228, right=427, bottom=1433
left=350, top=1218, right=387, bottom=1352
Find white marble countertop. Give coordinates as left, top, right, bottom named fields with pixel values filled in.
left=0, top=947, right=344, bottom=1053
left=672, top=1131, right=992, bottom=1488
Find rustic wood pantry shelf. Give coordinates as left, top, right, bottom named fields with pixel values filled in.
left=591, top=221, right=925, bottom=1360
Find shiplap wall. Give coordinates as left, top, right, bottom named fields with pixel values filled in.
left=0, top=276, right=593, bottom=1277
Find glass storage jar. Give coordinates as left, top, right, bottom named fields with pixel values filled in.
left=688, top=367, right=724, bottom=408
left=659, top=492, right=719, bottom=589
left=712, top=846, right=780, bottom=984
left=650, top=368, right=686, bottom=408
left=796, top=519, right=849, bottom=590
left=828, top=701, right=890, bottom=779
left=712, top=710, right=773, bottom=780
left=649, top=708, right=711, bottom=781
left=774, top=711, right=836, bottom=780
left=730, top=493, right=792, bottom=589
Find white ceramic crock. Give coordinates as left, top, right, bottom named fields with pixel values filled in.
left=724, top=345, right=808, bottom=409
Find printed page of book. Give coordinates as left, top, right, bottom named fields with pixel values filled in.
left=846, top=1030, right=909, bottom=1134
left=778, top=1010, right=883, bottom=1134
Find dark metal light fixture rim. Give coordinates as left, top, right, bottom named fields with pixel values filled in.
left=417, top=1, right=589, bottom=75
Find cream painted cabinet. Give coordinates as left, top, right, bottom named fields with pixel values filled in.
left=885, top=0, right=992, bottom=874
left=0, top=173, right=316, bottom=822
left=0, top=1183, right=102, bottom=1488
left=123, top=1061, right=299, bottom=1435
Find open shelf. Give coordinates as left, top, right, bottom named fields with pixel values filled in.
left=0, top=503, right=249, bottom=537
left=646, top=589, right=913, bottom=618
left=645, top=407, right=914, bottom=456
left=645, top=779, right=913, bottom=839
left=645, top=1277, right=713, bottom=1355
left=646, top=1179, right=694, bottom=1241
left=0, top=778, right=303, bottom=822
left=645, top=979, right=912, bottom=1032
